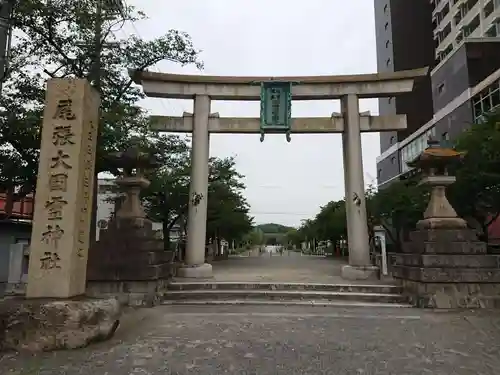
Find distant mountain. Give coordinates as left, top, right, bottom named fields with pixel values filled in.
left=255, top=223, right=295, bottom=234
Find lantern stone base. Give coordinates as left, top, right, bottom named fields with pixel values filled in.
left=398, top=280, right=500, bottom=308
left=86, top=280, right=169, bottom=307
left=391, top=229, right=500, bottom=308
left=87, top=218, right=175, bottom=307
left=0, top=297, right=120, bottom=352
left=341, top=265, right=380, bottom=281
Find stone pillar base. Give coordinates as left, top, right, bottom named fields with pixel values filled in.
left=392, top=228, right=500, bottom=309
left=176, top=263, right=213, bottom=279
left=401, top=280, right=500, bottom=308
left=341, top=265, right=380, bottom=281
left=0, top=297, right=120, bottom=352
left=86, top=280, right=169, bottom=307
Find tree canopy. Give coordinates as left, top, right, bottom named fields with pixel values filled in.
left=142, top=148, right=254, bottom=250
left=1, top=0, right=253, bottom=248
left=450, top=111, right=500, bottom=241
left=294, top=109, right=500, bottom=250
left=1, top=0, right=202, bottom=211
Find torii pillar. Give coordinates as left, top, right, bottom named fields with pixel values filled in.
left=176, top=95, right=213, bottom=278
left=341, top=94, right=377, bottom=280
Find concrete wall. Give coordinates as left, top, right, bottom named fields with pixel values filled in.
left=390, top=0, right=435, bottom=142
left=432, top=41, right=500, bottom=114
left=374, top=0, right=396, bottom=153
left=431, top=46, right=469, bottom=113
left=432, top=101, right=473, bottom=142
left=377, top=150, right=400, bottom=188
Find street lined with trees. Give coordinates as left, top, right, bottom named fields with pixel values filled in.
left=294, top=111, right=500, bottom=252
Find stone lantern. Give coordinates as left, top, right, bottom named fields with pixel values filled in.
left=406, top=138, right=467, bottom=230
left=106, top=144, right=160, bottom=222
left=390, top=138, right=500, bottom=309
left=86, top=144, right=174, bottom=306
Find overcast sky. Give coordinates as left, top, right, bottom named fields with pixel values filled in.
left=124, top=0, right=380, bottom=227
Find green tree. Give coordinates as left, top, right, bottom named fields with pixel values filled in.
left=144, top=155, right=253, bottom=250
left=140, top=135, right=191, bottom=250
left=313, top=200, right=347, bottom=245
left=206, top=181, right=253, bottom=246
left=450, top=111, right=500, bottom=242
left=284, top=228, right=299, bottom=248
left=256, top=223, right=294, bottom=234
left=0, top=0, right=202, bottom=214
left=366, top=179, right=428, bottom=250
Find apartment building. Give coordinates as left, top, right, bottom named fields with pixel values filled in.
left=375, top=0, right=500, bottom=187
left=374, top=0, right=436, bottom=183
left=433, top=0, right=500, bottom=63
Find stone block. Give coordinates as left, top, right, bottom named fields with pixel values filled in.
left=91, top=263, right=173, bottom=281
left=340, top=265, right=380, bottom=281
left=392, top=265, right=500, bottom=283
left=176, top=263, right=213, bottom=279
left=87, top=214, right=171, bottom=285
left=391, top=253, right=500, bottom=268
left=0, top=297, right=120, bottom=352
left=409, top=229, right=478, bottom=243
left=401, top=280, right=500, bottom=309
left=100, top=251, right=174, bottom=267
left=402, top=240, right=487, bottom=254
left=86, top=280, right=168, bottom=307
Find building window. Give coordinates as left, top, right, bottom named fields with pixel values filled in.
left=437, top=82, right=445, bottom=95
left=385, top=22, right=389, bottom=30
left=441, top=132, right=449, bottom=142
left=386, top=58, right=391, bottom=66
left=391, top=156, right=396, bottom=165
left=377, top=168, right=382, bottom=178
left=383, top=4, right=388, bottom=13
left=472, top=79, right=500, bottom=121
left=390, top=135, right=396, bottom=144
left=385, top=40, right=390, bottom=48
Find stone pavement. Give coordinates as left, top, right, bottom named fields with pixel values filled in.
left=212, top=252, right=391, bottom=284
left=2, top=304, right=500, bottom=374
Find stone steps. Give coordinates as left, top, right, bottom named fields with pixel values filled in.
left=162, top=300, right=412, bottom=308
left=162, top=282, right=411, bottom=307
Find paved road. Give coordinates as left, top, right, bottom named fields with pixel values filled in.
left=2, top=305, right=500, bottom=374
left=212, top=252, right=391, bottom=284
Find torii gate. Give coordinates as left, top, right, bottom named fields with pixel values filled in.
left=130, top=67, right=428, bottom=281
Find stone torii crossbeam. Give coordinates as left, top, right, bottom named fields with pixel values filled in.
left=130, top=67, right=428, bottom=281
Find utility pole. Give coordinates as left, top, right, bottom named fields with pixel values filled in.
left=0, top=0, right=15, bottom=95
left=88, top=0, right=124, bottom=245
left=88, top=0, right=104, bottom=246
left=90, top=0, right=103, bottom=92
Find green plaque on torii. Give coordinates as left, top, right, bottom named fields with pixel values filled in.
left=259, top=81, right=294, bottom=142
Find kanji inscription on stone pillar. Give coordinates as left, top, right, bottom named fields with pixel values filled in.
left=26, top=78, right=100, bottom=298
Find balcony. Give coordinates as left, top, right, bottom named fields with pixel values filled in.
left=454, top=0, right=481, bottom=32
left=433, top=0, right=448, bottom=16
left=483, top=3, right=500, bottom=31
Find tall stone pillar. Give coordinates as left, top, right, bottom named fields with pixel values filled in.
left=178, top=94, right=213, bottom=278
left=26, top=78, right=100, bottom=298
left=341, top=131, right=353, bottom=246
left=340, top=94, right=379, bottom=280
